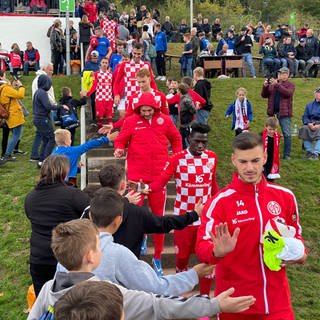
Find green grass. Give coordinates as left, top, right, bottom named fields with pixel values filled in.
left=1, top=53, right=320, bottom=319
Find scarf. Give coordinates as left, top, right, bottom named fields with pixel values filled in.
left=262, top=128, right=281, bottom=179
left=234, top=98, right=249, bottom=131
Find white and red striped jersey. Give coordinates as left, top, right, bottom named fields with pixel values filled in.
left=100, top=18, right=118, bottom=51
left=150, top=149, right=218, bottom=226
left=87, top=70, right=113, bottom=101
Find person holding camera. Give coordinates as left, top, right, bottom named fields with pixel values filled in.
left=299, top=87, right=320, bottom=160
left=261, top=67, right=295, bottom=160
left=0, top=71, right=25, bottom=165
left=235, top=27, right=256, bottom=78
left=259, top=38, right=280, bottom=77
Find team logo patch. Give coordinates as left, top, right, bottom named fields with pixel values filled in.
left=157, top=117, right=164, bottom=125
left=206, top=161, right=214, bottom=170
left=267, top=201, right=281, bottom=216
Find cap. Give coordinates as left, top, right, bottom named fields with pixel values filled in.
left=90, top=50, right=99, bottom=57
left=314, top=87, right=320, bottom=93
left=136, top=92, right=156, bottom=108
left=278, top=67, right=290, bottom=74
left=299, top=38, right=306, bottom=42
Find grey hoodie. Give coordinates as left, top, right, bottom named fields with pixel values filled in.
left=32, top=69, right=56, bottom=104
left=27, top=272, right=221, bottom=320
left=32, top=74, right=60, bottom=120
left=57, top=232, right=198, bottom=296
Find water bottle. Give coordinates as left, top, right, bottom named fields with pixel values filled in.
left=292, top=123, right=298, bottom=136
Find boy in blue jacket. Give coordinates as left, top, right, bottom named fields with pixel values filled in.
left=52, top=129, right=118, bottom=186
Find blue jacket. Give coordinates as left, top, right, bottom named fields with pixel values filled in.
left=32, top=75, right=60, bottom=120
left=225, top=99, right=253, bottom=129
left=302, top=100, right=320, bottom=124
left=52, top=136, right=109, bottom=178
left=155, top=30, right=167, bottom=52
left=82, top=61, right=100, bottom=72
left=109, top=53, right=122, bottom=72
left=216, top=38, right=226, bottom=55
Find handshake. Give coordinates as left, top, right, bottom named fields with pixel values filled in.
left=127, top=180, right=150, bottom=194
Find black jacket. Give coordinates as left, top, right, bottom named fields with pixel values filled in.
left=235, top=35, right=253, bottom=54
left=113, top=198, right=199, bottom=258
left=194, top=79, right=213, bottom=111
left=25, top=182, right=90, bottom=265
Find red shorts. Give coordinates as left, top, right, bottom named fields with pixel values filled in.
left=218, top=310, right=294, bottom=320
left=174, top=225, right=198, bottom=259
left=95, top=100, right=113, bottom=118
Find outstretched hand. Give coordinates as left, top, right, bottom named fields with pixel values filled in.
left=125, top=189, right=141, bottom=204
left=210, top=222, right=240, bottom=258
left=107, top=131, right=119, bottom=142
left=193, top=263, right=215, bottom=278
left=98, top=124, right=113, bottom=135
left=217, top=287, right=256, bottom=313
left=194, top=199, right=204, bottom=217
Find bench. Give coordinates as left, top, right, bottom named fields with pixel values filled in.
left=165, top=53, right=180, bottom=71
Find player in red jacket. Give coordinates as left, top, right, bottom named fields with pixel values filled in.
left=113, top=67, right=168, bottom=130
left=114, top=92, right=182, bottom=275
left=196, top=132, right=307, bottom=320
left=83, top=0, right=98, bottom=24
left=145, top=123, right=218, bottom=295
left=113, top=42, right=157, bottom=110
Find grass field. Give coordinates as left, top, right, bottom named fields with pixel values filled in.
left=0, top=50, right=320, bottom=319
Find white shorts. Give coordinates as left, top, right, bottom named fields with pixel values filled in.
left=117, top=98, right=126, bottom=111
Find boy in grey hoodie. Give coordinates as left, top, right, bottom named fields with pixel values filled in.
left=57, top=188, right=213, bottom=296
left=28, top=218, right=255, bottom=320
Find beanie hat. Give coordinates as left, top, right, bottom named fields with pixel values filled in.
left=136, top=92, right=156, bottom=108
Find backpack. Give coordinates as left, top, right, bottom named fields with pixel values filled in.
left=148, top=43, right=157, bottom=59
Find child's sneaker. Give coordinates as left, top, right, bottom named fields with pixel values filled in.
left=140, top=234, right=147, bottom=256
left=152, top=258, right=163, bottom=276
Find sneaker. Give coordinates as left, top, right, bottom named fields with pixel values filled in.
left=283, top=155, right=291, bottom=160
left=5, top=155, right=16, bottom=161
left=37, top=161, right=43, bottom=168
left=30, top=157, right=40, bottom=162
left=155, top=76, right=162, bottom=80
left=0, top=157, right=7, bottom=165
left=13, top=149, right=28, bottom=155
left=152, top=258, right=163, bottom=276
left=140, top=235, right=147, bottom=256
left=309, top=153, right=319, bottom=161
left=160, top=76, right=166, bottom=81
left=305, top=151, right=313, bottom=160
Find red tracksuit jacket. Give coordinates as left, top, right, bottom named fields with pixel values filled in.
left=196, top=173, right=306, bottom=319
left=114, top=104, right=182, bottom=182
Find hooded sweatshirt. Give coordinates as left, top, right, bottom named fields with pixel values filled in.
left=32, top=74, right=61, bottom=120
left=32, top=70, right=56, bottom=104
left=28, top=272, right=220, bottom=320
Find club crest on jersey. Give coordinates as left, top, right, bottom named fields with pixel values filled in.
left=157, top=117, right=164, bottom=125
left=267, top=201, right=281, bottom=216
left=206, top=161, right=214, bottom=169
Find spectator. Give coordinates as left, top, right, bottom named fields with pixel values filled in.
left=154, top=23, right=167, bottom=81
left=215, top=32, right=226, bottom=55
left=23, top=41, right=40, bottom=76
left=32, top=75, right=69, bottom=167
left=202, top=18, right=211, bottom=38
left=196, top=131, right=306, bottom=320
left=87, top=26, right=112, bottom=63
left=261, top=116, right=281, bottom=181
left=152, top=8, right=160, bottom=21
left=29, top=0, right=47, bottom=14
left=97, top=0, right=109, bottom=14
left=78, top=14, right=94, bottom=61
left=295, top=38, right=314, bottom=77
left=162, top=16, right=174, bottom=42
left=0, top=0, right=12, bottom=13
left=254, top=21, right=264, bottom=42
left=190, top=27, right=200, bottom=69
left=199, top=32, right=210, bottom=52
left=180, top=33, right=193, bottom=77
left=0, top=72, right=25, bottom=165
left=299, top=87, right=320, bottom=160
left=304, top=29, right=319, bottom=75
left=261, top=67, right=295, bottom=160
left=119, top=10, right=129, bottom=26
left=84, top=0, right=98, bottom=25
left=30, top=63, right=55, bottom=162
left=54, top=281, right=124, bottom=320
left=235, top=27, right=256, bottom=78
left=109, top=44, right=124, bottom=72
left=117, top=20, right=130, bottom=44
left=143, top=12, right=155, bottom=38
left=258, top=24, right=275, bottom=48
left=297, top=23, right=309, bottom=40
left=70, top=30, right=80, bottom=61
left=260, top=38, right=280, bottom=77
left=178, top=18, right=189, bottom=42
left=127, top=8, right=137, bottom=33
left=50, top=20, right=64, bottom=75
left=24, top=155, right=90, bottom=296
left=226, top=30, right=235, bottom=52
left=10, top=43, right=23, bottom=77
left=282, top=36, right=298, bottom=77
left=225, top=87, right=253, bottom=136
left=211, top=18, right=221, bottom=40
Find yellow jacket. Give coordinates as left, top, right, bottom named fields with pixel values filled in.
left=0, top=83, right=25, bottom=129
